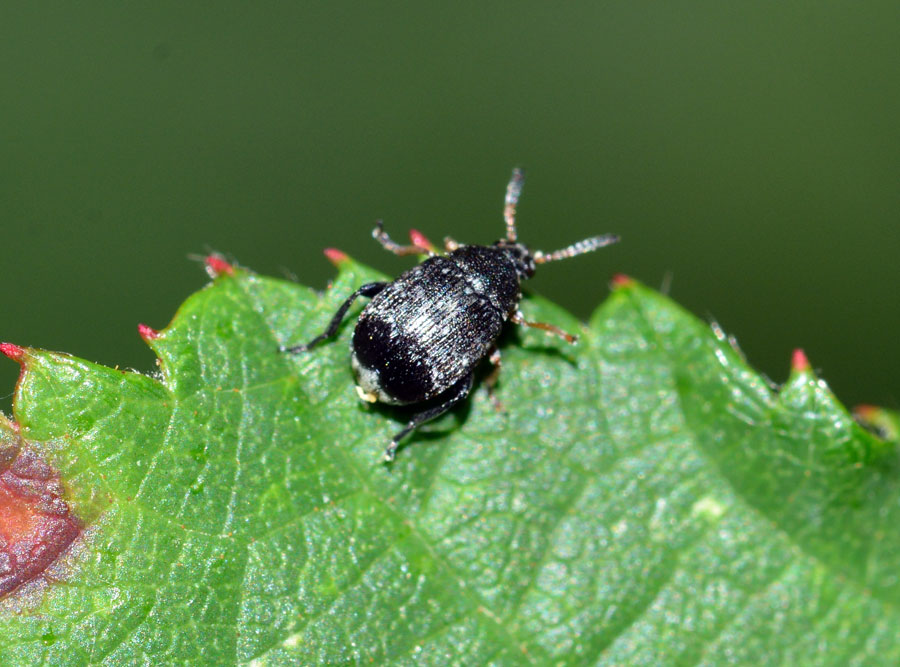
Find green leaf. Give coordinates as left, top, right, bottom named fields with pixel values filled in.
left=1, top=258, right=897, bottom=665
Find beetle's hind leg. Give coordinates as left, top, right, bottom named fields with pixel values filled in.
left=511, top=310, right=578, bottom=344
left=373, top=220, right=436, bottom=256
left=384, top=372, right=474, bottom=462
left=280, top=282, right=387, bottom=353
left=484, top=347, right=505, bottom=412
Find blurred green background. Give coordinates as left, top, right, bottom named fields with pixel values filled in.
left=1, top=3, right=897, bottom=414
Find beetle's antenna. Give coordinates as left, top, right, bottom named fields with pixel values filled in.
left=504, top=168, right=525, bottom=242
left=533, top=234, right=620, bottom=264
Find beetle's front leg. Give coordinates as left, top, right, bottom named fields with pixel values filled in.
left=280, top=282, right=388, bottom=353
left=373, top=221, right=436, bottom=256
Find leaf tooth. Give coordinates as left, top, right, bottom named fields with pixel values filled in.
left=0, top=343, right=25, bottom=363
left=854, top=404, right=878, bottom=419
left=137, top=323, right=161, bottom=342
left=790, top=348, right=811, bottom=374
left=204, top=253, right=235, bottom=278
left=0, top=344, right=28, bottom=394
left=323, top=247, right=350, bottom=267
left=610, top=273, right=636, bottom=289
left=853, top=404, right=900, bottom=442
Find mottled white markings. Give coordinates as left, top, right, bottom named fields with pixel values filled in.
left=351, top=351, right=395, bottom=404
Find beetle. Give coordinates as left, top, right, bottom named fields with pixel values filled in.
left=282, top=169, right=618, bottom=461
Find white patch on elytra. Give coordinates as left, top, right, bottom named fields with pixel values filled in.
left=351, top=350, right=398, bottom=404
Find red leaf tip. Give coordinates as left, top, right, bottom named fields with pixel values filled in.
left=137, top=323, right=160, bottom=341
left=0, top=343, right=25, bottom=363
left=853, top=404, right=878, bottom=420
left=791, top=348, right=810, bottom=372
left=409, top=229, right=437, bottom=253
left=323, top=247, right=350, bottom=266
left=205, top=254, right=234, bottom=278
left=611, top=273, right=635, bottom=289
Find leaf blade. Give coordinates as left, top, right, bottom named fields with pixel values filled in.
left=1, top=262, right=897, bottom=665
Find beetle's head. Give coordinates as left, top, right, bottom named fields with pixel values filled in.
left=494, top=239, right=536, bottom=279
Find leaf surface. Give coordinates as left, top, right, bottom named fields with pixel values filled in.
left=0, top=260, right=897, bottom=665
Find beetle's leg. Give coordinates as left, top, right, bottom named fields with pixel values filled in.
left=373, top=220, right=434, bottom=256
left=504, top=168, right=525, bottom=242
left=486, top=347, right=502, bottom=388
left=484, top=347, right=505, bottom=412
left=384, top=372, right=474, bottom=462
left=280, top=282, right=388, bottom=353
left=511, top=310, right=577, bottom=344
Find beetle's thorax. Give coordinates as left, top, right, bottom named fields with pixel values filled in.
left=448, top=243, right=527, bottom=316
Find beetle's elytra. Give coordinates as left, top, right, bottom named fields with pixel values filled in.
left=283, top=169, right=618, bottom=461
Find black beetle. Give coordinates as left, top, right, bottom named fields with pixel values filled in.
left=283, top=169, right=618, bottom=461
